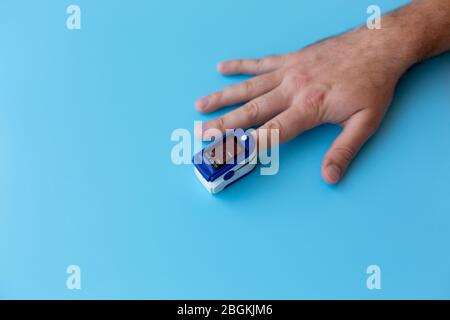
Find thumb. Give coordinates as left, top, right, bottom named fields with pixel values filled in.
left=322, top=113, right=380, bottom=184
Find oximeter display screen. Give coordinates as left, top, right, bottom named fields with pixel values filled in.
left=204, top=135, right=244, bottom=170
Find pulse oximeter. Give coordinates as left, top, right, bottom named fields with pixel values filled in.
left=192, top=129, right=257, bottom=194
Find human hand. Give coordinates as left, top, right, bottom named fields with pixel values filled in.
left=194, top=1, right=450, bottom=184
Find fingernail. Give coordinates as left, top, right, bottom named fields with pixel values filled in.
left=326, top=164, right=342, bottom=184
left=196, top=97, right=209, bottom=111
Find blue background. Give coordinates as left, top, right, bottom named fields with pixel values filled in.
left=0, top=0, right=449, bottom=299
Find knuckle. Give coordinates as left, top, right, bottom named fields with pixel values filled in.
left=299, top=87, right=328, bottom=120
left=267, top=54, right=283, bottom=64
left=212, top=90, right=223, bottom=104
left=227, top=60, right=240, bottom=71
left=254, top=59, right=264, bottom=72
left=283, top=71, right=309, bottom=92
left=265, top=119, right=283, bottom=141
left=243, top=80, right=255, bottom=94
left=302, top=89, right=325, bottom=110
left=265, top=119, right=282, bottom=132
left=275, top=54, right=287, bottom=65
left=213, top=117, right=225, bottom=131
left=243, top=101, right=260, bottom=122
left=334, top=145, right=356, bottom=163
left=260, top=56, right=273, bottom=70
left=289, top=105, right=307, bottom=122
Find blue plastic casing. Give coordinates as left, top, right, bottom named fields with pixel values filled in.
left=192, top=130, right=255, bottom=182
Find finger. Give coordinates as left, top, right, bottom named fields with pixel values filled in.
left=197, top=88, right=287, bottom=140
left=321, top=112, right=380, bottom=185
left=196, top=71, right=280, bottom=113
left=256, top=104, right=322, bottom=150
left=217, top=55, right=287, bottom=76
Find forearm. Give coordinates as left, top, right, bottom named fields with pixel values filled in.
left=343, top=0, right=450, bottom=79
left=380, top=0, right=450, bottom=67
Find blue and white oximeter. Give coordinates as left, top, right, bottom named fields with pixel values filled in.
left=192, top=129, right=257, bottom=194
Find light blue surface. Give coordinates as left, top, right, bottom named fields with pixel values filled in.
left=0, top=0, right=449, bottom=299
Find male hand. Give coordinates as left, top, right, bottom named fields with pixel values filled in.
left=195, top=0, right=450, bottom=184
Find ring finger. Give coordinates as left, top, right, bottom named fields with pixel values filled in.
left=195, top=71, right=281, bottom=113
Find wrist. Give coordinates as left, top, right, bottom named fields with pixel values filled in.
left=381, top=0, right=450, bottom=65
left=354, top=0, right=450, bottom=76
